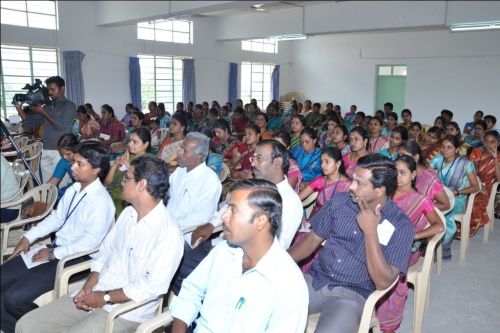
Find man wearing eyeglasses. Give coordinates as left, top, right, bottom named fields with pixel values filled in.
left=171, top=139, right=302, bottom=294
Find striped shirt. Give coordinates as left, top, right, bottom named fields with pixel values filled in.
left=308, top=192, right=414, bottom=298
left=91, top=202, right=184, bottom=323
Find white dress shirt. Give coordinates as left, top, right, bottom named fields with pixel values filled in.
left=91, top=202, right=184, bottom=323
left=170, top=239, right=309, bottom=333
left=24, top=178, right=115, bottom=259
left=210, top=177, right=302, bottom=249
left=167, top=162, right=222, bottom=231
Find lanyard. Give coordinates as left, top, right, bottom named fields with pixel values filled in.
left=52, top=191, right=87, bottom=247
left=440, top=157, right=457, bottom=186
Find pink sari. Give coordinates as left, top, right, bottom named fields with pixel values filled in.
left=376, top=192, right=434, bottom=331
left=294, top=178, right=351, bottom=273
left=416, top=168, right=444, bottom=202
left=287, top=158, right=303, bottom=192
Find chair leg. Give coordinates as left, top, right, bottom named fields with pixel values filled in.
left=460, top=218, right=470, bottom=261
left=483, top=223, right=490, bottom=243
left=413, top=279, right=425, bottom=333
left=435, top=244, right=442, bottom=275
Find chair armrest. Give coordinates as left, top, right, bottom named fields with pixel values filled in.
left=135, top=311, right=173, bottom=333
left=105, top=298, right=160, bottom=333
left=56, top=247, right=100, bottom=276
left=56, top=260, right=93, bottom=297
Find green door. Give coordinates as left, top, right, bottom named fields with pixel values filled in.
left=375, top=65, right=407, bottom=113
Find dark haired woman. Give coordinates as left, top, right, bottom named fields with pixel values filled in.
left=211, top=118, right=240, bottom=160
left=76, top=105, right=100, bottom=140
left=376, top=155, right=443, bottom=332
left=429, top=135, right=480, bottom=258
left=99, top=104, right=125, bottom=147
left=343, top=126, right=369, bottom=179
left=104, top=127, right=152, bottom=215
left=380, top=126, right=408, bottom=160
left=291, top=127, right=322, bottom=183
left=230, top=124, right=261, bottom=180
left=157, top=112, right=187, bottom=171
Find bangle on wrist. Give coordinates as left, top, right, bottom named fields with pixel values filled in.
left=47, top=248, right=56, bottom=261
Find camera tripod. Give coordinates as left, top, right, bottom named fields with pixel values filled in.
left=0, top=119, right=41, bottom=187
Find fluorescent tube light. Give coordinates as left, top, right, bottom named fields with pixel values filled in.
left=450, top=21, right=500, bottom=32
left=273, top=34, right=307, bottom=41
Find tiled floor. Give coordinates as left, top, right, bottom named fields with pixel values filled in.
left=399, top=221, right=500, bottom=333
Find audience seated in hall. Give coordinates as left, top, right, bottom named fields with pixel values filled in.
left=169, top=179, right=308, bottom=333
left=1, top=142, right=115, bottom=333
left=16, top=155, right=184, bottom=333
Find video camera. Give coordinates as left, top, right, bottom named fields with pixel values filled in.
left=11, top=79, right=51, bottom=108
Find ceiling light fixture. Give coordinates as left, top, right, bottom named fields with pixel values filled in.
left=273, top=34, right=307, bottom=41
left=450, top=21, right=500, bottom=32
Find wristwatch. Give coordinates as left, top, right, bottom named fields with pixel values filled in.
left=103, top=291, right=112, bottom=304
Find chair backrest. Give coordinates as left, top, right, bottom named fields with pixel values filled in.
left=441, top=186, right=455, bottom=215
left=356, top=276, right=400, bottom=333
left=18, top=142, right=43, bottom=189
left=420, top=208, right=446, bottom=275
left=302, top=191, right=318, bottom=220
left=487, top=181, right=499, bottom=223
left=13, top=136, right=29, bottom=149
left=219, top=163, right=230, bottom=183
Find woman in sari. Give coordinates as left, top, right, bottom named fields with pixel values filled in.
left=468, top=130, right=500, bottom=236
left=331, top=125, right=351, bottom=156
left=376, top=155, right=444, bottom=332
left=76, top=105, right=100, bottom=140
left=291, top=127, right=322, bottom=184
left=99, top=104, right=126, bottom=148
left=254, top=112, right=273, bottom=140
left=272, top=131, right=303, bottom=192
left=295, top=146, right=350, bottom=272
left=368, top=116, right=388, bottom=153
left=421, top=126, right=442, bottom=166
left=299, top=147, right=351, bottom=218
left=319, top=116, right=341, bottom=148
left=398, top=140, right=450, bottom=212
left=290, top=115, right=306, bottom=151
left=210, top=118, right=240, bottom=160
left=230, top=124, right=261, bottom=180
left=408, top=121, right=424, bottom=146
left=342, top=126, right=369, bottom=179
left=380, top=126, right=408, bottom=161
left=104, top=127, right=152, bottom=216
left=157, top=112, right=187, bottom=172
left=429, top=135, right=480, bottom=259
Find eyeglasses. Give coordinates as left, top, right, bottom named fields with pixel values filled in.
left=121, top=175, right=135, bottom=184
left=249, top=153, right=274, bottom=163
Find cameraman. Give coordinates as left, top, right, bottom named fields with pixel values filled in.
left=16, top=76, right=77, bottom=182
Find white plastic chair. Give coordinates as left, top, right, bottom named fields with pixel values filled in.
left=455, top=179, right=482, bottom=261
left=406, top=208, right=446, bottom=333
left=15, top=141, right=43, bottom=189
left=219, top=162, right=230, bottom=183
left=436, top=186, right=455, bottom=274
left=302, top=191, right=318, bottom=220
left=0, top=183, right=57, bottom=263
left=305, top=277, right=399, bottom=333
left=483, top=181, right=499, bottom=242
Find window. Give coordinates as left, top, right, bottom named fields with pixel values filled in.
left=242, top=38, right=278, bottom=54
left=139, top=54, right=184, bottom=113
left=137, top=19, right=193, bottom=44
left=1, top=1, right=58, bottom=30
left=1, top=44, right=59, bottom=117
left=240, top=62, right=275, bottom=109
left=377, top=65, right=407, bottom=76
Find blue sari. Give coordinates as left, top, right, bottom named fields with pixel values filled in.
left=430, top=155, right=475, bottom=243
left=291, top=146, right=322, bottom=182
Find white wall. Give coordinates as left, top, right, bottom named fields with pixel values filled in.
left=288, top=29, right=500, bottom=128
left=1, top=1, right=291, bottom=117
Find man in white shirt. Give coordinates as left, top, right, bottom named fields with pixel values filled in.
left=1, top=142, right=114, bottom=333
left=171, top=139, right=302, bottom=294
left=167, top=132, right=222, bottom=234
left=16, top=155, right=184, bottom=333
left=170, top=179, right=309, bottom=333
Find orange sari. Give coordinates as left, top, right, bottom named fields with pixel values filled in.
left=469, top=148, right=500, bottom=236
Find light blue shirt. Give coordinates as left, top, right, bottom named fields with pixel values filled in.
left=170, top=239, right=309, bottom=333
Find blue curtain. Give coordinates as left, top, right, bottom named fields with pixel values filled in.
left=129, top=57, right=141, bottom=108
left=228, top=63, right=238, bottom=107
left=271, top=65, right=280, bottom=102
left=182, top=59, right=196, bottom=106
left=62, top=51, right=85, bottom=106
